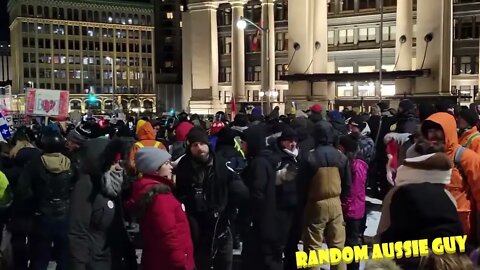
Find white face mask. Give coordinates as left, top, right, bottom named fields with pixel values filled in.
left=283, top=147, right=299, bottom=158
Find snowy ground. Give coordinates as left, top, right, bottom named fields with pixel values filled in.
left=48, top=196, right=383, bottom=269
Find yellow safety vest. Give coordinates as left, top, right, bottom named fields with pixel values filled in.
left=135, top=141, right=161, bottom=149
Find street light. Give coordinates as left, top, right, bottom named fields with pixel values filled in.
left=237, top=16, right=271, bottom=115
left=105, top=56, right=116, bottom=109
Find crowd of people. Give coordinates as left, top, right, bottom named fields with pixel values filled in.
left=0, top=99, right=479, bottom=270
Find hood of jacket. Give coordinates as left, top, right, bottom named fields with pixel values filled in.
left=41, top=153, right=71, bottom=173
left=395, top=153, right=453, bottom=186
left=422, top=112, right=458, bottom=155
left=129, top=175, right=173, bottom=206
left=330, top=119, right=348, bottom=134
left=241, top=125, right=268, bottom=158
left=79, top=137, right=110, bottom=175
left=175, top=121, right=194, bottom=141
left=136, top=120, right=156, bottom=141
left=314, top=120, right=336, bottom=145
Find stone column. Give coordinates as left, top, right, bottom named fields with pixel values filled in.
left=395, top=0, right=413, bottom=96
left=181, top=10, right=192, bottom=111
left=187, top=1, right=223, bottom=113
left=231, top=0, right=247, bottom=102
left=415, top=0, right=453, bottom=95
left=312, top=0, right=330, bottom=102
left=285, top=0, right=314, bottom=104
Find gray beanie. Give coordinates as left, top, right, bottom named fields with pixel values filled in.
left=135, top=147, right=171, bottom=175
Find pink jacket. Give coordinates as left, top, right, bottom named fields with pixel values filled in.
left=342, top=159, right=368, bottom=219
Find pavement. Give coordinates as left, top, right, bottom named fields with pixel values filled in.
left=47, top=196, right=383, bottom=269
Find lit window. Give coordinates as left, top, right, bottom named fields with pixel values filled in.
left=167, top=12, right=173, bottom=19
left=128, top=18, right=132, bottom=24
left=108, top=16, right=112, bottom=22
left=165, top=61, right=173, bottom=68
left=180, top=21, right=182, bottom=28
left=328, top=31, right=335, bottom=45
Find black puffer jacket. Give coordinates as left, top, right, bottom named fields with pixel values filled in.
left=240, top=125, right=282, bottom=252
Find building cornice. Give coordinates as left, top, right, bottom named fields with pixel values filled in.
left=188, top=1, right=220, bottom=11
left=9, top=0, right=153, bottom=15
left=10, top=17, right=155, bottom=31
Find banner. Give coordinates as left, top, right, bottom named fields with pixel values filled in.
left=25, top=88, right=69, bottom=116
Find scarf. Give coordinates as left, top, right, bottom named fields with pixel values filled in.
left=102, top=166, right=124, bottom=198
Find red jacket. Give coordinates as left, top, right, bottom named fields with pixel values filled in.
left=128, top=175, right=195, bottom=270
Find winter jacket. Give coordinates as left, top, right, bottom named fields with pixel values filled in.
left=341, top=158, right=368, bottom=219
left=175, top=145, right=229, bottom=247
left=459, top=126, right=480, bottom=154
left=422, top=112, right=480, bottom=238
left=378, top=153, right=463, bottom=246
left=306, top=121, right=352, bottom=202
left=356, top=125, right=375, bottom=164
left=15, top=153, right=74, bottom=217
left=128, top=175, right=195, bottom=270
left=128, top=120, right=166, bottom=172
left=240, top=125, right=283, bottom=252
left=68, top=138, right=132, bottom=270
left=270, top=142, right=299, bottom=210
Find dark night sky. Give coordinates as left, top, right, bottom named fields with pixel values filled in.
left=0, top=1, right=9, bottom=42
left=0, top=0, right=152, bottom=42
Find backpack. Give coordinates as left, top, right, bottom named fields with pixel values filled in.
left=37, top=164, right=74, bottom=217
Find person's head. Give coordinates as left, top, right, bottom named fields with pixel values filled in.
left=135, top=147, right=173, bottom=179
left=398, top=99, right=416, bottom=115
left=277, top=127, right=298, bottom=152
left=66, top=124, right=92, bottom=152
left=309, top=104, right=322, bottom=114
left=419, top=120, right=446, bottom=154
left=186, top=127, right=210, bottom=162
left=40, top=129, right=66, bottom=154
left=338, top=135, right=359, bottom=156
left=348, top=116, right=366, bottom=135
left=457, top=108, right=478, bottom=131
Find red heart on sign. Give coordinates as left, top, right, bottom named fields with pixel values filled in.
left=41, top=99, right=56, bottom=113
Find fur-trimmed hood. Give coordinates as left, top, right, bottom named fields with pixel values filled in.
left=395, top=152, right=453, bottom=187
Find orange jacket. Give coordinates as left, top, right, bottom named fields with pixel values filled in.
left=128, top=120, right=166, bottom=171
left=424, top=113, right=480, bottom=213
left=459, top=126, right=480, bottom=155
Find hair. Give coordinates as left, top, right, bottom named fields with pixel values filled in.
left=100, top=138, right=125, bottom=173
left=418, top=253, right=474, bottom=270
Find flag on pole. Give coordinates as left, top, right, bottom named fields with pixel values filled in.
left=0, top=113, right=12, bottom=140
left=251, top=20, right=262, bottom=52
left=231, top=96, right=237, bottom=121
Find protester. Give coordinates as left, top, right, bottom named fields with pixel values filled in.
left=128, top=119, right=166, bottom=173
left=128, top=147, right=195, bottom=270
left=69, top=138, right=134, bottom=270
left=303, top=121, right=351, bottom=270
left=239, top=124, right=283, bottom=270
left=175, top=127, right=232, bottom=270
left=457, top=108, right=480, bottom=154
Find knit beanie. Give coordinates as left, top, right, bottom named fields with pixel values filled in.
left=278, top=126, right=298, bottom=142
left=458, top=108, right=479, bottom=127
left=310, top=104, right=322, bottom=113
left=187, top=127, right=209, bottom=145
left=135, top=147, right=171, bottom=175
left=377, top=102, right=389, bottom=112
left=66, top=129, right=87, bottom=145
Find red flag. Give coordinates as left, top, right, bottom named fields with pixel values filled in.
left=231, top=96, right=237, bottom=120
left=251, top=20, right=262, bottom=52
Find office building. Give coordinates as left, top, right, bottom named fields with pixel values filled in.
left=153, top=0, right=185, bottom=112
left=8, top=0, right=156, bottom=113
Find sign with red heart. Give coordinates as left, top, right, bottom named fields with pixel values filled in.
left=25, top=89, right=69, bottom=116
